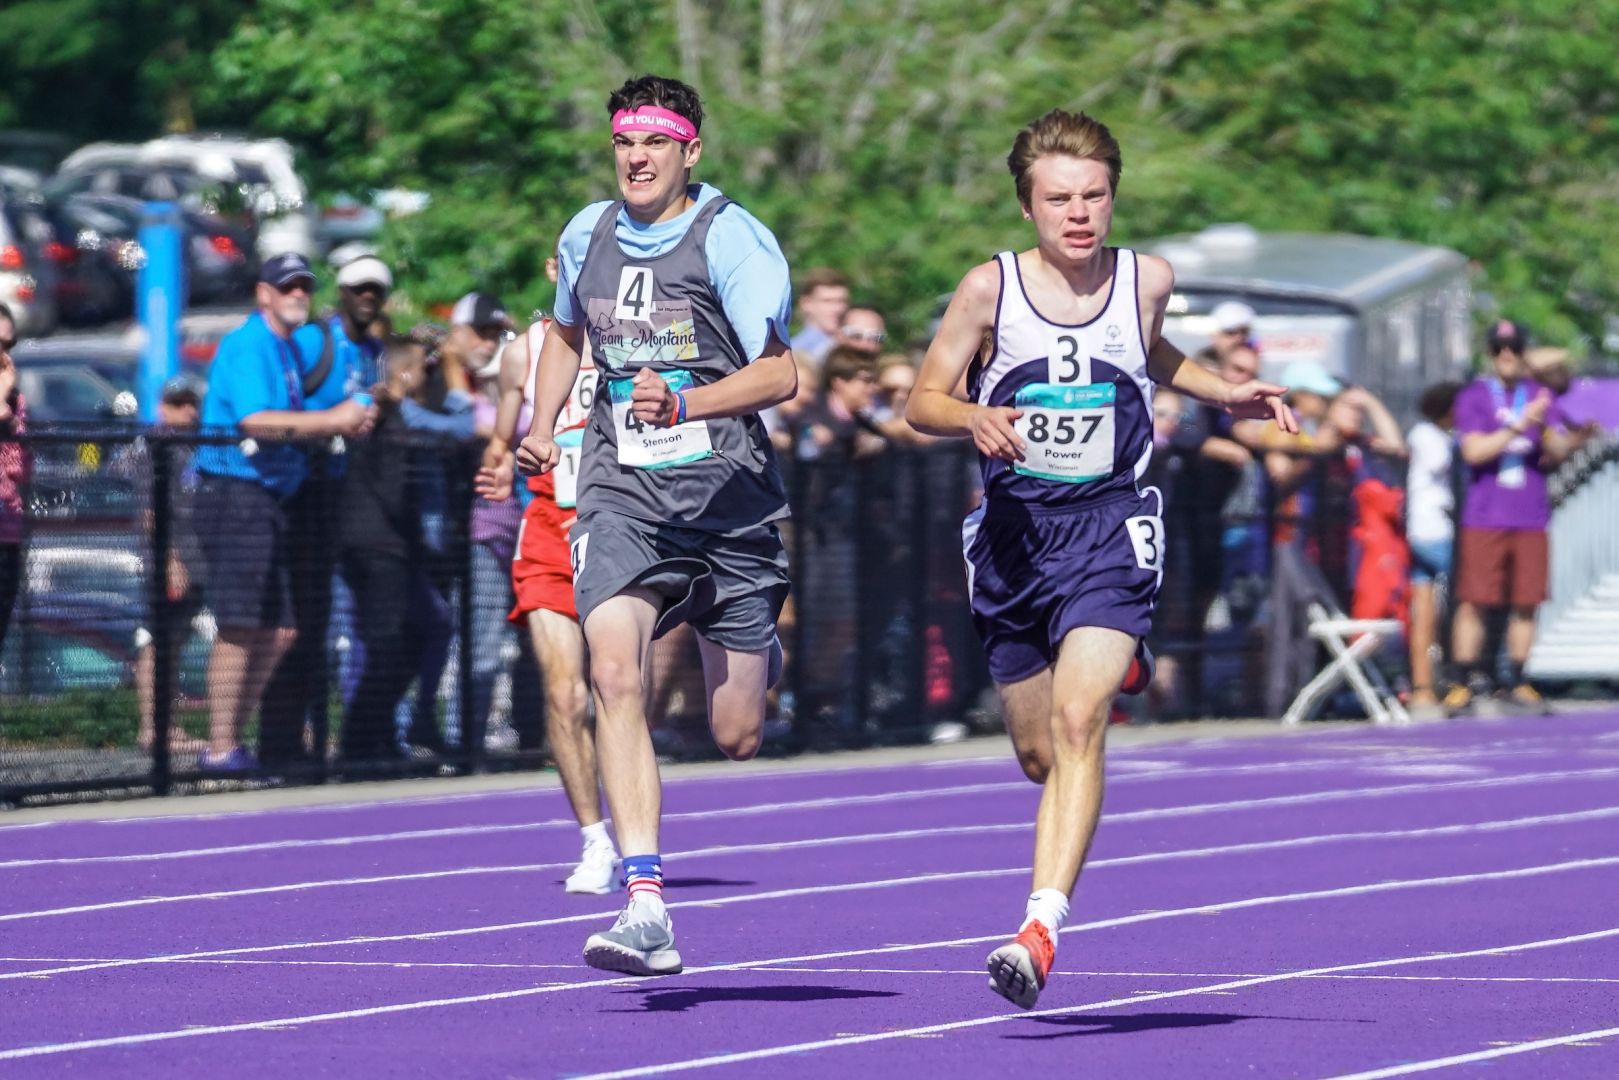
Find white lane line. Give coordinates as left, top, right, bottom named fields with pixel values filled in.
left=5, top=920, right=1617, bottom=1066
left=1319, top=1025, right=1619, bottom=1079
left=8, top=954, right=1619, bottom=987
left=0, top=756, right=1023, bottom=834
left=7, top=719, right=1613, bottom=837
left=9, top=763, right=1617, bottom=872
left=6, top=850, right=1618, bottom=988
left=764, top=968, right=1619, bottom=986
left=572, top=927, right=1619, bottom=1079
left=0, top=781, right=1027, bottom=869
left=0, top=956, right=589, bottom=970
left=8, top=803, right=1619, bottom=924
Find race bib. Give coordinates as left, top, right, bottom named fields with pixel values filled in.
left=553, top=428, right=584, bottom=508
left=609, top=370, right=713, bottom=470
left=557, top=368, right=598, bottom=432
left=1012, top=382, right=1116, bottom=483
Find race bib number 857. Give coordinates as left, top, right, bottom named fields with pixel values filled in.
left=1012, top=382, right=1116, bottom=483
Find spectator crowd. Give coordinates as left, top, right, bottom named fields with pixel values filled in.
left=1, top=258, right=1616, bottom=781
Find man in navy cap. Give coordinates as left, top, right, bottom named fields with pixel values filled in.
left=191, top=252, right=376, bottom=772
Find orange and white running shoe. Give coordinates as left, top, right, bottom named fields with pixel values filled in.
left=986, top=920, right=1055, bottom=1009
left=1120, top=641, right=1155, bottom=697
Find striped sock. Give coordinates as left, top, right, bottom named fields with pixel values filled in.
left=623, top=854, right=664, bottom=903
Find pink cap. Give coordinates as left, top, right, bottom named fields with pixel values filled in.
left=612, top=106, right=697, bottom=142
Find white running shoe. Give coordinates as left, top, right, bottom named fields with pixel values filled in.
left=564, top=842, right=620, bottom=895
left=583, top=896, right=683, bottom=975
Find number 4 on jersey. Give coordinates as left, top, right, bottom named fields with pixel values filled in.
left=615, top=267, right=655, bottom=322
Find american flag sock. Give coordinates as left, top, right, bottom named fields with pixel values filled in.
left=623, top=854, right=664, bottom=903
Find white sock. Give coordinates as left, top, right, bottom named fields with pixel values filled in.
left=1022, top=889, right=1070, bottom=941
left=580, top=821, right=612, bottom=851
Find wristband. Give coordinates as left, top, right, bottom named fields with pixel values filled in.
left=672, top=389, right=688, bottom=426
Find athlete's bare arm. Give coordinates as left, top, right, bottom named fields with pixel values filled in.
left=475, top=331, right=535, bottom=500
left=515, top=319, right=586, bottom=476
left=627, top=335, right=798, bottom=426
left=1138, top=255, right=1298, bottom=434
left=906, top=260, right=1027, bottom=461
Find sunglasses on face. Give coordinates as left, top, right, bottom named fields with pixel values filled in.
left=343, top=283, right=387, bottom=298
left=843, top=328, right=886, bottom=344
left=273, top=280, right=314, bottom=296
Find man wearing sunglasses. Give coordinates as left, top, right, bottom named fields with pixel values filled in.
left=192, top=253, right=376, bottom=773
left=257, top=254, right=397, bottom=768
left=835, top=305, right=888, bottom=356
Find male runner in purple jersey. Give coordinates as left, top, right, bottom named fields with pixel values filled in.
left=907, top=109, right=1296, bottom=1009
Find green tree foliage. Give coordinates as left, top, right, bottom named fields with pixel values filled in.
left=15, top=1, right=1619, bottom=347
left=0, top=0, right=248, bottom=141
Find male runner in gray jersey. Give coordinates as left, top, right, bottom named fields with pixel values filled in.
left=908, top=109, right=1295, bottom=1009
left=516, top=74, right=796, bottom=976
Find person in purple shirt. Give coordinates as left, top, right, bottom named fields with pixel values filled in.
left=1445, top=319, right=1594, bottom=714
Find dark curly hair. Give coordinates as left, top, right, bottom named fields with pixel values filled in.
left=607, top=75, right=704, bottom=133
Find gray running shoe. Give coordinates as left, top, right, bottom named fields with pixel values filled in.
left=583, top=897, right=683, bottom=976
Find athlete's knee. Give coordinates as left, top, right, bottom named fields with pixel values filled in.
left=709, top=700, right=765, bottom=761
left=1050, top=697, right=1108, bottom=755
left=713, top=726, right=762, bottom=761
left=1016, top=745, right=1052, bottom=784
left=544, top=674, right=590, bottom=728
left=588, top=653, right=643, bottom=709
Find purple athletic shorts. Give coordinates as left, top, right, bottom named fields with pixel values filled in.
left=962, top=486, right=1164, bottom=684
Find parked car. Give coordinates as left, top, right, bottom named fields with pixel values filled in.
left=11, top=338, right=209, bottom=424
left=1151, top=224, right=1474, bottom=423
left=54, top=135, right=317, bottom=260
left=0, top=190, right=61, bottom=336
left=40, top=192, right=256, bottom=321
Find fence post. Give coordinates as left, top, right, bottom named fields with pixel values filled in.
left=907, top=449, right=930, bottom=726
left=788, top=445, right=808, bottom=751
left=149, top=434, right=174, bottom=796
left=852, top=455, right=874, bottom=743
left=459, top=448, right=481, bottom=774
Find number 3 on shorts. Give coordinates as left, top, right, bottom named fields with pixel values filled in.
left=1125, top=514, right=1165, bottom=573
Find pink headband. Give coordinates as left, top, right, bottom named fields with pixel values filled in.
left=611, top=106, right=697, bottom=142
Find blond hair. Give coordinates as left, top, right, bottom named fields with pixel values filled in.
left=1007, top=109, right=1122, bottom=207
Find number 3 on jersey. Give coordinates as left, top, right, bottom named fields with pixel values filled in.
left=1050, top=334, right=1085, bottom=384
left=615, top=267, right=655, bottom=322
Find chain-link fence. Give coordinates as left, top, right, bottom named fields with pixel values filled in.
left=2, top=422, right=1389, bottom=805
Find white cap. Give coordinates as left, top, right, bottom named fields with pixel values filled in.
left=1210, top=300, right=1257, bottom=333
left=336, top=256, right=393, bottom=290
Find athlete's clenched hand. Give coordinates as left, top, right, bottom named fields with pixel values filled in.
left=515, top=434, right=560, bottom=476
left=969, top=404, right=1026, bottom=462
left=630, top=366, right=678, bottom=426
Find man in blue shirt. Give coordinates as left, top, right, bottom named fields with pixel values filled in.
left=193, top=253, right=375, bottom=772
left=258, top=253, right=393, bottom=767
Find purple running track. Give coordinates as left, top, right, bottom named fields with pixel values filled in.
left=3, top=709, right=1619, bottom=1078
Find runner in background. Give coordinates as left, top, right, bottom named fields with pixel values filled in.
left=477, top=247, right=617, bottom=894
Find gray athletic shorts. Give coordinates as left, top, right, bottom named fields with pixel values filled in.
left=570, top=508, right=790, bottom=651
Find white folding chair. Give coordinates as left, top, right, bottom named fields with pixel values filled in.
left=1282, top=602, right=1411, bottom=726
